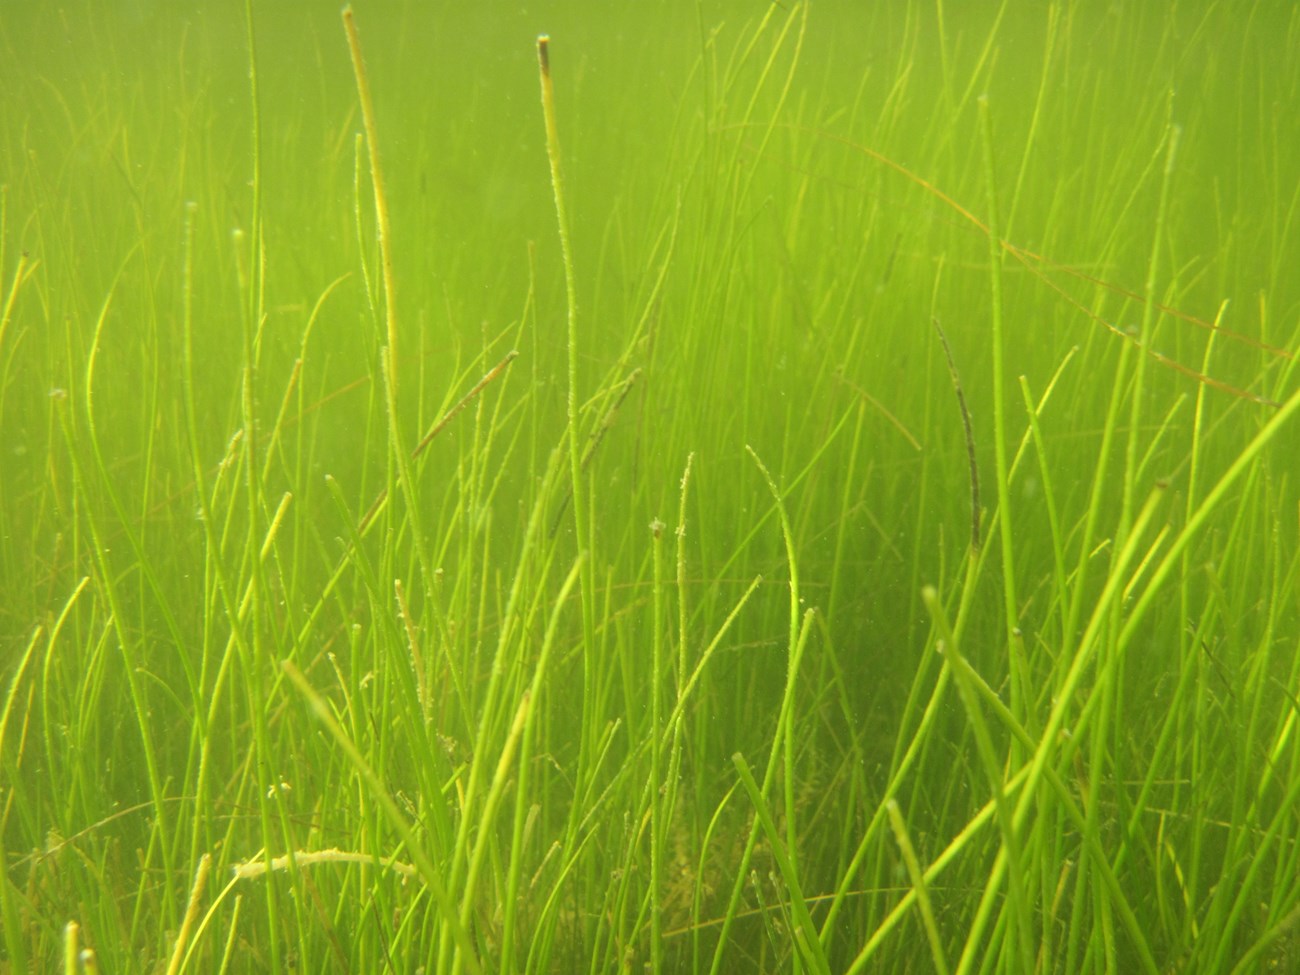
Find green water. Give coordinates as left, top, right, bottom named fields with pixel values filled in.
left=2, top=2, right=1299, bottom=972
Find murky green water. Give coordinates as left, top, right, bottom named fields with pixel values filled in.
left=2, top=2, right=1298, bottom=972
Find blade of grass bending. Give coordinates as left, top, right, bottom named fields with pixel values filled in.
left=841, top=767, right=1009, bottom=974
left=844, top=503, right=1170, bottom=971
left=745, top=447, right=804, bottom=894
left=705, top=407, right=855, bottom=598
left=1017, top=374, right=1070, bottom=642
left=1210, top=756, right=1300, bottom=972
left=54, top=363, right=179, bottom=929
left=0, top=834, right=27, bottom=972
left=0, top=251, right=37, bottom=359
left=819, top=622, right=954, bottom=946
left=1011, top=487, right=1165, bottom=826
left=708, top=608, right=814, bottom=975
left=281, top=661, right=482, bottom=975
left=165, top=853, right=212, bottom=975
left=292, top=346, right=519, bottom=685
left=454, top=692, right=530, bottom=975
left=319, top=475, right=457, bottom=847
left=1159, top=305, right=1221, bottom=919
left=83, top=242, right=194, bottom=694
left=923, top=586, right=1035, bottom=975
left=602, top=568, right=763, bottom=943
left=884, top=799, right=950, bottom=975
left=834, top=373, right=923, bottom=451
left=818, top=515, right=989, bottom=951
left=732, top=752, right=831, bottom=975
left=0, top=625, right=44, bottom=771
left=1229, top=900, right=1300, bottom=975
left=501, top=554, right=586, bottom=971
left=1127, top=387, right=1300, bottom=974
left=443, top=445, right=567, bottom=906
left=1117, top=381, right=1300, bottom=656
left=844, top=747, right=1158, bottom=975
left=938, top=622, right=1160, bottom=974
left=659, top=573, right=763, bottom=751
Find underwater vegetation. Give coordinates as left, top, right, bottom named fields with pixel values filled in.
left=1, top=1, right=1299, bottom=972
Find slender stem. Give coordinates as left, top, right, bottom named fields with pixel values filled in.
left=650, top=519, right=665, bottom=973
left=242, top=1, right=289, bottom=963
left=342, top=5, right=399, bottom=373
left=537, top=35, right=582, bottom=495
left=1120, top=123, right=1180, bottom=542
left=537, top=33, right=600, bottom=858
left=283, top=661, right=482, bottom=975
left=977, top=95, right=1024, bottom=728
left=932, top=318, right=980, bottom=556
left=885, top=798, right=950, bottom=975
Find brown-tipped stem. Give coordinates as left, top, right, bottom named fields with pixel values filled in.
left=341, top=6, right=400, bottom=375
left=933, top=318, right=980, bottom=556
